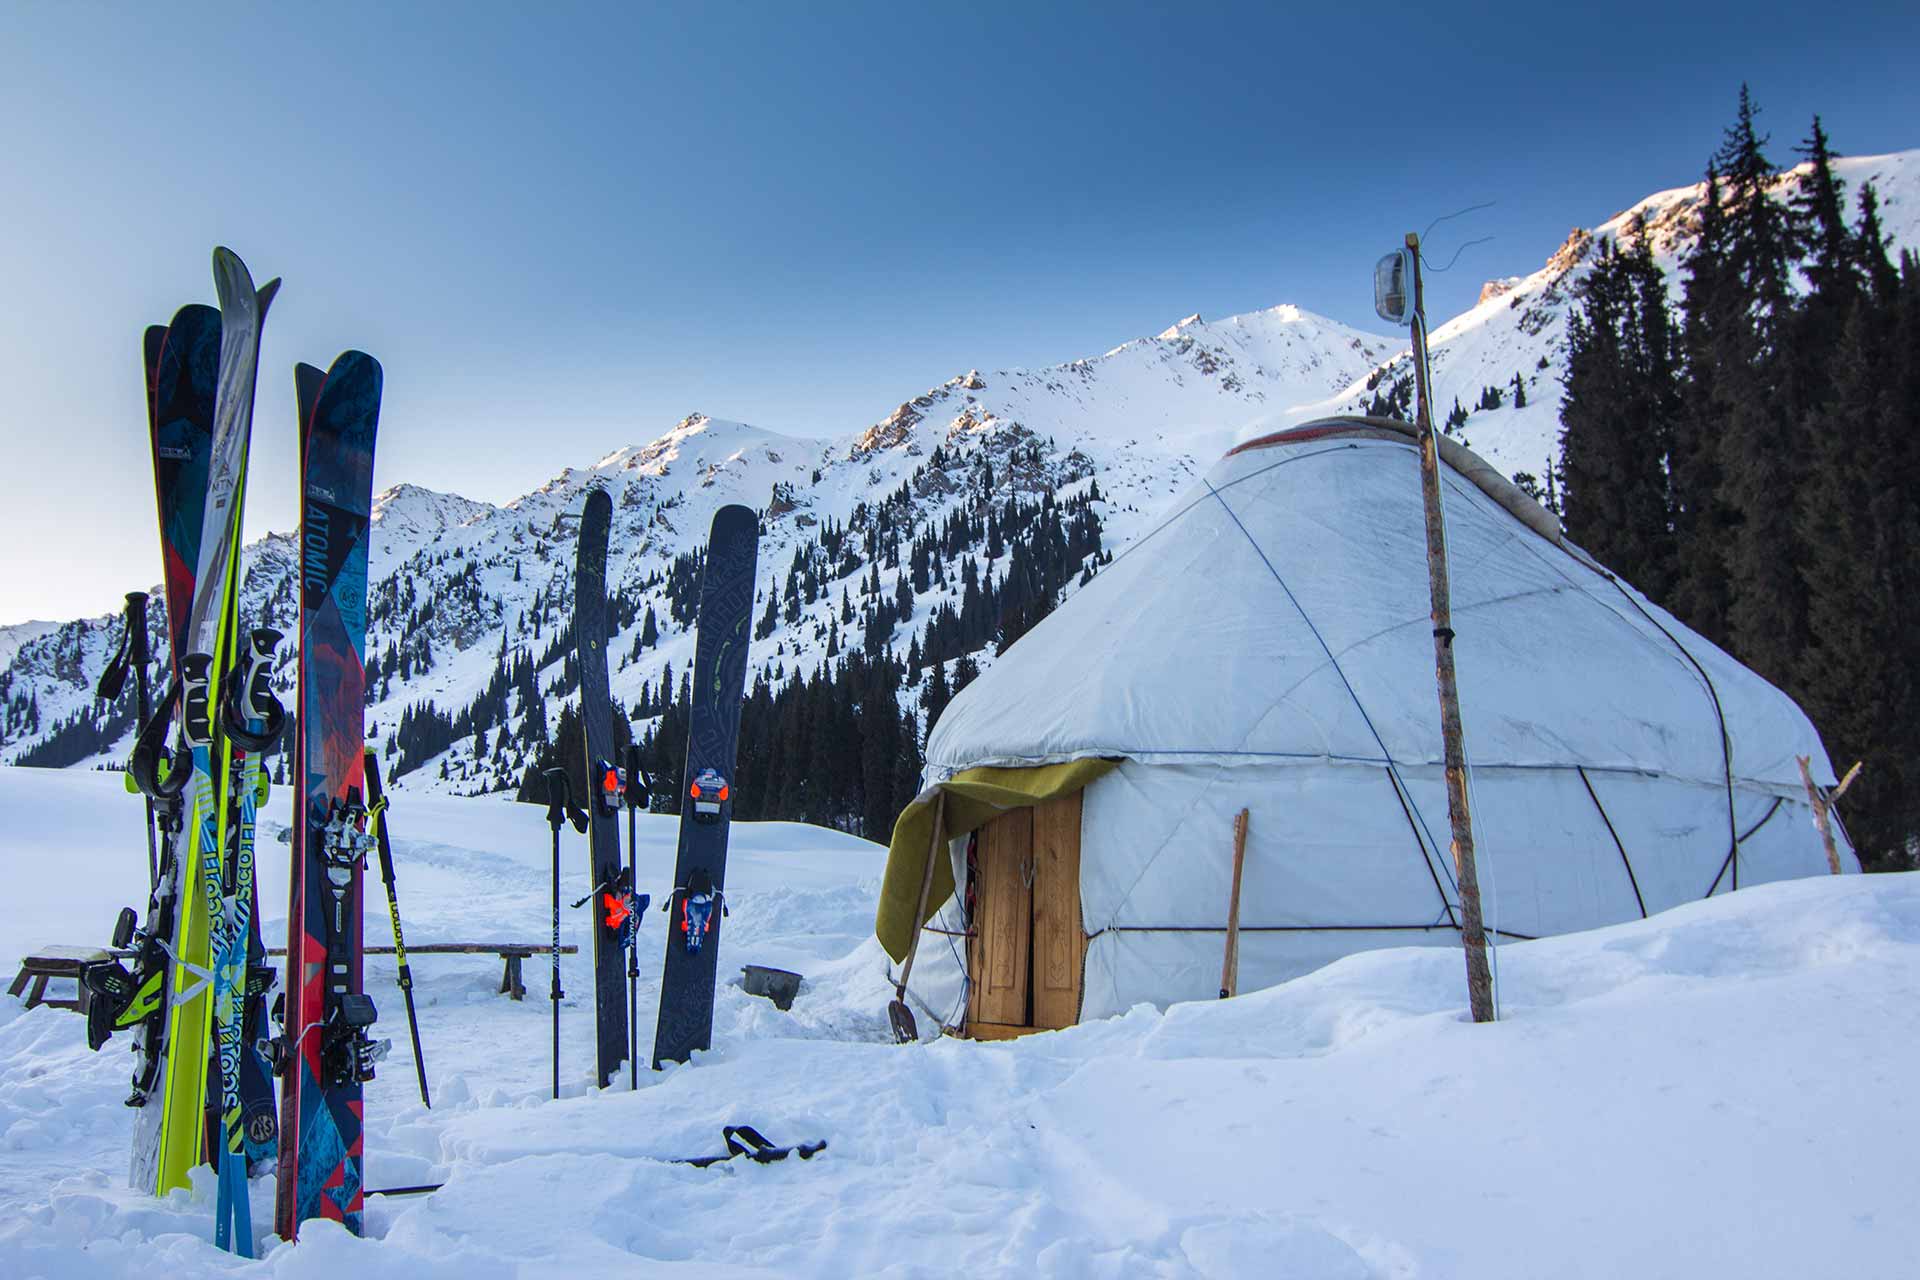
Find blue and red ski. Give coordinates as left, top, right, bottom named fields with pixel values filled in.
left=274, top=350, right=384, bottom=1241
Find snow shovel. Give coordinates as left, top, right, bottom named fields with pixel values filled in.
left=888, top=791, right=945, bottom=1044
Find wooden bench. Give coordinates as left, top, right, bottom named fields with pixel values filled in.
left=7, top=946, right=117, bottom=1013
left=10, top=942, right=579, bottom=1014
left=265, top=943, right=578, bottom=1002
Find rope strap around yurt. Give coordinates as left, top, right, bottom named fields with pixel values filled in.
left=874, top=759, right=1119, bottom=963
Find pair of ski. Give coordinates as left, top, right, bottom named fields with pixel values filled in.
left=91, top=249, right=390, bottom=1252
left=572, top=495, right=758, bottom=1085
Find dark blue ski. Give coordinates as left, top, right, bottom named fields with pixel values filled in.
left=652, top=505, right=758, bottom=1068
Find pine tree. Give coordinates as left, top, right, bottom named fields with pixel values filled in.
left=1794, top=290, right=1916, bottom=871
left=1670, top=165, right=1736, bottom=644
left=1791, top=117, right=1856, bottom=304
left=1712, top=86, right=1809, bottom=687
left=1853, top=183, right=1900, bottom=301
left=1560, top=219, right=1678, bottom=597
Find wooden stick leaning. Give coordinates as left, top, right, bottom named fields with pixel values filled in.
left=1219, top=808, right=1250, bottom=998
left=1796, top=756, right=1862, bottom=875
left=888, top=791, right=947, bottom=1044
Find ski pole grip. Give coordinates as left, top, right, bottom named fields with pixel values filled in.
left=222, top=628, right=286, bottom=749
left=242, top=628, right=283, bottom=717
left=181, top=654, right=214, bottom=746
left=126, top=592, right=150, bottom=668
left=96, top=593, right=143, bottom=701
left=544, top=768, right=572, bottom=831
left=623, top=744, right=650, bottom=809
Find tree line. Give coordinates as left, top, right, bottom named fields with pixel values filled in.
left=1558, top=88, right=1919, bottom=871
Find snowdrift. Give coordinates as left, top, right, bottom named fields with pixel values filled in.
left=1, top=768, right=1914, bottom=1277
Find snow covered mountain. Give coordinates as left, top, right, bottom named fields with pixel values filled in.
left=1328, top=149, right=1920, bottom=483
left=0, top=306, right=1396, bottom=794
left=2, top=149, right=1913, bottom=795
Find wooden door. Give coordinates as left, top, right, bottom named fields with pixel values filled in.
left=1030, top=792, right=1085, bottom=1029
left=969, top=807, right=1032, bottom=1029
left=967, top=792, right=1086, bottom=1036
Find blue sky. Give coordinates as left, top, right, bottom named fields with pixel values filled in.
left=2, top=1, right=1917, bottom=625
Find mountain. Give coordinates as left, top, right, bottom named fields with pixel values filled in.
left=1324, top=149, right=1920, bottom=486
left=3, top=148, right=1914, bottom=805
left=0, top=621, right=58, bottom=673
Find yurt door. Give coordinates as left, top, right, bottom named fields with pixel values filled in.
left=967, top=792, right=1086, bottom=1037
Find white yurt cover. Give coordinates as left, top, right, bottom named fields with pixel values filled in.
left=905, top=418, right=1853, bottom=1024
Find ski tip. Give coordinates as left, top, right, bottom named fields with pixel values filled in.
left=164, top=302, right=221, bottom=334
left=211, top=245, right=251, bottom=284
left=331, top=349, right=384, bottom=382
left=256, top=277, right=283, bottom=315
left=711, top=503, right=761, bottom=537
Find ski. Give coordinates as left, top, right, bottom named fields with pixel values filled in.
left=652, top=505, right=758, bottom=1068
left=90, top=304, right=220, bottom=1154
left=274, top=349, right=385, bottom=1241
left=210, top=626, right=282, bottom=1255
left=573, top=486, right=628, bottom=1086
left=129, top=251, right=280, bottom=1208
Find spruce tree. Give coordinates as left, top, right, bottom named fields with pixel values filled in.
left=1669, top=165, right=1736, bottom=644
left=1791, top=117, right=1857, bottom=304
left=1794, top=293, right=1916, bottom=871
left=1559, top=219, right=1678, bottom=597
left=1712, top=86, right=1809, bottom=689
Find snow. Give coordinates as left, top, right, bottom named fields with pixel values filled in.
left=2, top=764, right=1914, bottom=1276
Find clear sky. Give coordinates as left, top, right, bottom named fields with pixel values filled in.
left=2, top=1, right=1916, bottom=625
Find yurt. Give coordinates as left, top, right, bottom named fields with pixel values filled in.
left=876, top=416, right=1856, bottom=1039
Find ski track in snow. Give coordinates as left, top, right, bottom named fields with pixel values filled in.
left=2, top=767, right=1917, bottom=1277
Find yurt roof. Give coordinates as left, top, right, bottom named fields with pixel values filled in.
left=924, top=416, right=1833, bottom=796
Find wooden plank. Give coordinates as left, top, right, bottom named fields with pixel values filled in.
left=1030, top=792, right=1086, bottom=1030
left=968, top=808, right=1033, bottom=1029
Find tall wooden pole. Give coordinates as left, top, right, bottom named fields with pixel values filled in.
left=1407, top=232, right=1496, bottom=1024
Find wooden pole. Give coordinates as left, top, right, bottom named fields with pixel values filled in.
left=1407, top=232, right=1496, bottom=1025
left=888, top=791, right=947, bottom=1043
left=1796, top=755, right=1861, bottom=875
left=898, top=792, right=946, bottom=993
left=1219, top=809, right=1249, bottom=999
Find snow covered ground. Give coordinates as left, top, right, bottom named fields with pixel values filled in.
left=2, top=765, right=1915, bottom=1277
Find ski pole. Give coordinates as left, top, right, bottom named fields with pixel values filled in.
left=543, top=768, right=585, bottom=1100
left=623, top=744, right=650, bottom=1091
left=126, top=593, right=157, bottom=892
left=364, top=751, right=430, bottom=1108
left=97, top=591, right=160, bottom=891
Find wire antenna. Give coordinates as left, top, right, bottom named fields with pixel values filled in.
left=1422, top=235, right=1494, bottom=273
left=1416, top=200, right=1496, bottom=273
left=1420, top=200, right=1495, bottom=244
